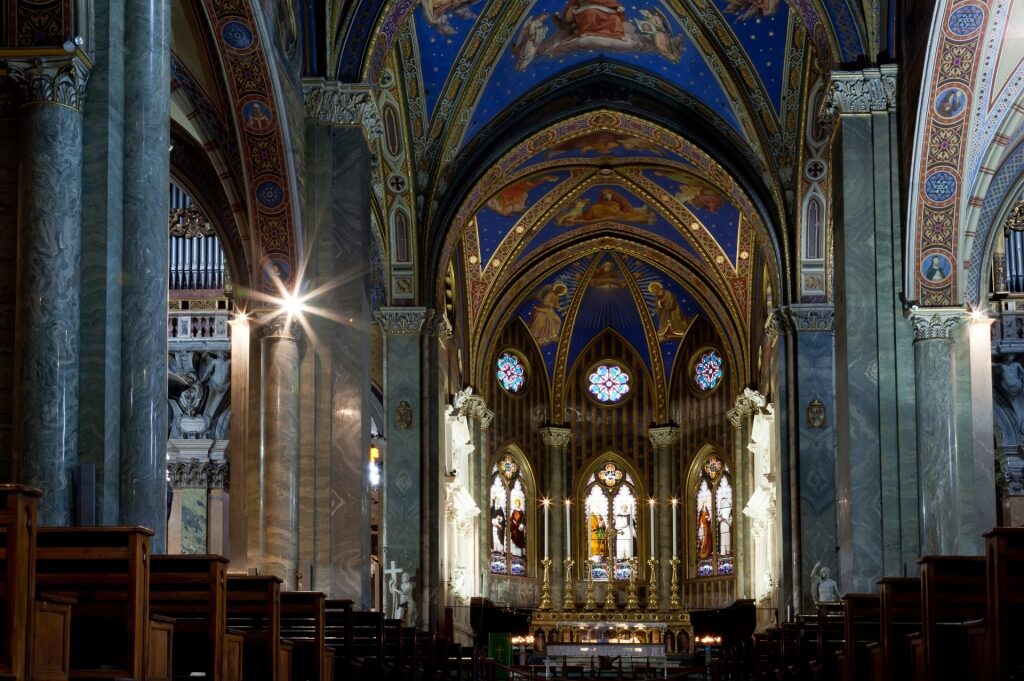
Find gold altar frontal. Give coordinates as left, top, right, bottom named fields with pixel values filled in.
left=530, top=609, right=693, bottom=649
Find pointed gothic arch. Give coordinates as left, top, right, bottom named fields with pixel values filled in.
left=487, top=444, right=538, bottom=578
left=686, top=447, right=735, bottom=579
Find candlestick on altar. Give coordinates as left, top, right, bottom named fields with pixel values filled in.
left=669, top=556, right=682, bottom=610
left=543, top=498, right=550, bottom=559
left=539, top=557, right=553, bottom=610
left=671, top=498, right=678, bottom=557
left=565, top=499, right=571, bottom=559
left=562, top=558, right=575, bottom=611
left=649, top=499, right=655, bottom=559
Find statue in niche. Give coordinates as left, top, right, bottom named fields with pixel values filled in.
left=389, top=572, right=417, bottom=626
left=811, top=562, right=840, bottom=604
left=995, top=358, right=1024, bottom=438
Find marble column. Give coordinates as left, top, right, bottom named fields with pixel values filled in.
left=227, top=315, right=252, bottom=566
left=649, top=426, right=678, bottom=609
left=911, top=311, right=966, bottom=555
left=376, top=307, right=431, bottom=627
left=787, top=305, right=838, bottom=612
left=464, top=395, right=494, bottom=597
left=303, top=82, right=377, bottom=602
left=5, top=54, right=91, bottom=525
left=541, top=426, right=572, bottom=606
left=826, top=65, right=918, bottom=588
left=119, top=0, right=171, bottom=552
left=260, top=316, right=301, bottom=589
left=966, top=317, right=996, bottom=542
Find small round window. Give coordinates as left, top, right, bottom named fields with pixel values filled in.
left=692, top=349, right=724, bottom=393
left=587, top=363, right=630, bottom=404
left=496, top=351, right=526, bottom=394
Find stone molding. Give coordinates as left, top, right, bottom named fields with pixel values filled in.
left=648, top=426, right=680, bottom=447
left=302, top=79, right=382, bottom=139
left=996, top=453, right=1024, bottom=497
left=786, top=305, right=835, bottom=332
left=375, top=307, right=432, bottom=335
left=2, top=52, right=91, bottom=112
left=726, top=388, right=768, bottom=427
left=427, top=311, right=452, bottom=341
left=540, top=426, right=572, bottom=447
left=463, top=395, right=494, bottom=429
left=821, top=65, right=897, bottom=126
left=260, top=314, right=302, bottom=340
left=764, top=308, right=791, bottom=339
left=167, top=457, right=229, bottom=489
left=909, top=309, right=965, bottom=341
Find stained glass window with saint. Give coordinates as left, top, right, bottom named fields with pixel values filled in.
left=490, top=454, right=529, bottom=576
left=584, top=462, right=638, bottom=580
left=694, top=454, right=733, bottom=577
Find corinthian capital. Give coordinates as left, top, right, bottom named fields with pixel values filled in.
left=648, top=426, right=680, bottom=447
left=463, top=395, right=494, bottom=429
left=820, top=64, right=897, bottom=128
left=2, top=53, right=91, bottom=112
left=302, top=79, right=382, bottom=140
left=786, top=305, right=835, bottom=332
left=909, top=308, right=965, bottom=341
left=260, top=314, right=302, bottom=340
left=374, top=307, right=431, bottom=335
left=540, top=427, right=572, bottom=447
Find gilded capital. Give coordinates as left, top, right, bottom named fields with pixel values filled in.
left=375, top=307, right=431, bottom=335
left=540, top=427, right=572, bottom=447
left=909, top=309, right=964, bottom=341
left=2, top=53, right=91, bottom=112
left=648, top=426, right=680, bottom=447
left=786, top=305, right=835, bottom=332
left=302, top=79, right=382, bottom=140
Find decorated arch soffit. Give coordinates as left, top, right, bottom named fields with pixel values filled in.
left=197, top=0, right=300, bottom=293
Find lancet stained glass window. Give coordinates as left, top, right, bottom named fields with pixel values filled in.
left=694, top=350, right=724, bottom=392
left=490, top=454, right=529, bottom=576
left=588, top=364, right=630, bottom=403
left=496, top=352, right=526, bottom=394
left=694, top=454, right=733, bottom=577
left=583, top=462, right=638, bottom=580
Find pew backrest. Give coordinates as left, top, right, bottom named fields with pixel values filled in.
left=0, top=485, right=41, bottom=680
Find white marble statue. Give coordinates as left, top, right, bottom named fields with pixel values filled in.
left=811, top=562, right=840, bottom=604
left=389, top=572, right=417, bottom=626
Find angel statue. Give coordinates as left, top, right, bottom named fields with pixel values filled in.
left=810, top=561, right=841, bottom=605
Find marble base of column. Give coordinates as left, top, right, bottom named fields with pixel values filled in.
left=260, top=317, right=301, bottom=589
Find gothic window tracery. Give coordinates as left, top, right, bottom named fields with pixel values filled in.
left=588, top=363, right=630, bottom=403
left=490, top=452, right=531, bottom=576
left=694, top=454, right=733, bottom=576
left=582, top=460, right=640, bottom=580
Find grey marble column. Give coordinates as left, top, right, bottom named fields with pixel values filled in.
left=119, top=0, right=170, bottom=552
left=649, top=426, right=679, bottom=609
left=5, top=55, right=91, bottom=525
left=541, top=426, right=571, bottom=606
left=0, top=87, right=17, bottom=484
left=465, top=395, right=494, bottom=597
left=376, top=307, right=430, bottom=627
left=911, top=311, right=963, bottom=555
left=260, top=316, right=301, bottom=589
left=827, top=65, right=918, bottom=589
left=787, top=305, right=838, bottom=612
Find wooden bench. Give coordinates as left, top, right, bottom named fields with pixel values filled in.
left=149, top=554, right=243, bottom=680
left=34, top=526, right=171, bottom=681
left=815, top=602, right=844, bottom=680
left=280, top=591, right=334, bottom=681
left=985, top=528, right=1024, bottom=681
left=0, top=485, right=72, bottom=681
left=226, top=575, right=291, bottom=681
left=840, top=593, right=879, bottom=681
left=910, top=556, right=985, bottom=681
left=866, top=577, right=920, bottom=681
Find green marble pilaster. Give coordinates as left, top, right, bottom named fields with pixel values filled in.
left=5, top=54, right=91, bottom=525
left=827, top=65, right=918, bottom=590
left=541, top=426, right=571, bottom=607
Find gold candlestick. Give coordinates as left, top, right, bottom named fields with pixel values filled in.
left=603, top=575, right=617, bottom=610
left=583, top=564, right=597, bottom=610
left=539, top=557, right=553, bottom=611
left=626, top=557, right=640, bottom=611
left=669, top=557, right=682, bottom=610
left=646, top=557, right=659, bottom=610
left=562, top=558, right=575, bottom=611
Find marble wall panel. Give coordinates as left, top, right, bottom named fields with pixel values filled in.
left=179, top=488, right=208, bottom=554
left=0, top=103, right=17, bottom=481
left=80, top=0, right=124, bottom=524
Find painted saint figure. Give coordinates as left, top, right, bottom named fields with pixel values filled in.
left=491, top=501, right=506, bottom=552
left=558, top=0, right=626, bottom=40
left=614, top=503, right=635, bottom=559
left=697, top=502, right=713, bottom=559
left=528, top=283, right=568, bottom=344
left=648, top=281, right=692, bottom=339
left=509, top=498, right=526, bottom=557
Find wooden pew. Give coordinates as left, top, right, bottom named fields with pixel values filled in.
left=814, top=602, right=844, bottom=680
left=867, top=577, right=920, bottom=681
left=840, top=593, right=879, bottom=681
left=911, top=556, right=985, bottom=681
left=984, top=528, right=1024, bottom=681
left=226, top=575, right=291, bottom=681
left=34, top=526, right=170, bottom=681
left=280, top=591, right=334, bottom=681
left=149, top=554, right=244, bottom=680
left=0, top=485, right=72, bottom=681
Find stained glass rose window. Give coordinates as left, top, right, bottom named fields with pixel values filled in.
left=694, top=350, right=724, bottom=392
left=588, top=364, right=630, bottom=403
left=496, top=352, right=526, bottom=393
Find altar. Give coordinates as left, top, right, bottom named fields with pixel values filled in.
left=543, top=641, right=669, bottom=679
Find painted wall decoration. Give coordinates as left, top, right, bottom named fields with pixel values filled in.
left=555, top=186, right=656, bottom=226
left=716, top=0, right=789, bottom=113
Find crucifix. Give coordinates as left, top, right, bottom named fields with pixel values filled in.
left=384, top=561, right=403, bottom=618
